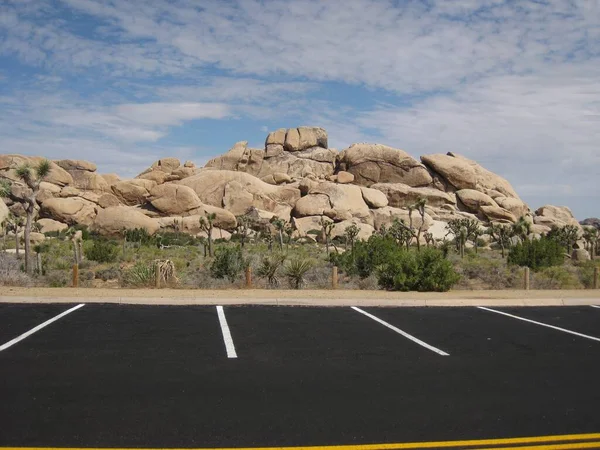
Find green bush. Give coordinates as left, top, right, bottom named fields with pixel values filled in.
left=533, top=266, right=582, bottom=289
left=95, top=266, right=121, bottom=282
left=332, top=235, right=400, bottom=278
left=210, top=246, right=248, bottom=282
left=377, top=248, right=460, bottom=292
left=577, top=260, right=600, bottom=289
left=122, top=263, right=155, bottom=287
left=507, top=236, right=564, bottom=271
left=256, top=253, right=286, bottom=287
left=84, top=239, right=120, bottom=263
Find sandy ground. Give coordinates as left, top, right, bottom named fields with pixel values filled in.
left=0, top=287, right=598, bottom=306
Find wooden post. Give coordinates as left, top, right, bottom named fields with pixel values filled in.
left=245, top=266, right=252, bottom=288
left=594, top=267, right=599, bottom=289
left=332, top=266, right=338, bottom=289
left=524, top=267, right=530, bottom=290
left=154, top=261, right=161, bottom=289
left=72, top=264, right=79, bottom=288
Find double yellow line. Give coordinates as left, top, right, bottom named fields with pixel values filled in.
left=4, top=433, right=600, bottom=450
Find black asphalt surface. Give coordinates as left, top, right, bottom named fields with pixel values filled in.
left=1, top=303, right=599, bottom=448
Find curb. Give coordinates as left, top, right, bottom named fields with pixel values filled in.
left=0, top=296, right=598, bottom=307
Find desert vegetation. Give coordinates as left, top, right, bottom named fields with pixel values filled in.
left=0, top=205, right=598, bottom=292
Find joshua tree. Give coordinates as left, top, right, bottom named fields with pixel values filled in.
left=235, top=215, right=253, bottom=249
left=446, top=218, right=481, bottom=258
left=547, top=224, right=580, bottom=253
left=488, top=223, right=514, bottom=258
left=344, top=224, right=360, bottom=252
left=270, top=216, right=286, bottom=250
left=284, top=223, right=294, bottom=250
left=389, top=218, right=414, bottom=251
left=318, top=216, right=335, bottom=255
left=0, top=160, right=51, bottom=273
left=411, top=198, right=427, bottom=251
left=583, top=226, right=598, bottom=258
left=511, top=216, right=532, bottom=243
left=2, top=213, right=24, bottom=257
left=424, top=232, right=435, bottom=248
left=199, top=212, right=216, bottom=257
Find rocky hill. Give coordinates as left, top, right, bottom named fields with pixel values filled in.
left=0, top=127, right=584, bottom=241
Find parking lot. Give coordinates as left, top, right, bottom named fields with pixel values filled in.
left=1, top=303, right=600, bottom=449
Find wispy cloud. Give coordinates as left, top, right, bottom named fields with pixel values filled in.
left=0, top=0, right=599, bottom=218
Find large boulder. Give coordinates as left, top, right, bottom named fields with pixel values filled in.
left=137, top=169, right=169, bottom=185
left=205, top=140, right=337, bottom=180
left=370, top=206, right=433, bottom=231
left=494, top=196, right=529, bottom=219
left=36, top=218, right=68, bottom=234
left=0, top=198, right=9, bottom=225
left=571, top=248, right=591, bottom=262
left=100, top=174, right=121, bottom=186
left=111, top=179, right=157, bottom=206
left=158, top=208, right=237, bottom=234
left=41, top=197, right=97, bottom=226
left=1, top=156, right=74, bottom=187
left=283, top=127, right=327, bottom=152
left=293, top=182, right=371, bottom=223
left=371, top=183, right=455, bottom=209
left=456, top=189, right=497, bottom=213
left=178, top=170, right=300, bottom=216
left=339, top=144, right=432, bottom=187
left=149, top=184, right=203, bottom=216
left=55, top=159, right=97, bottom=172
left=92, top=206, right=160, bottom=235
left=534, top=205, right=582, bottom=230
left=291, top=216, right=329, bottom=238
left=331, top=219, right=375, bottom=242
left=360, top=187, right=388, bottom=208
left=581, top=218, right=600, bottom=230
left=421, top=153, right=521, bottom=199
left=205, top=141, right=265, bottom=174
left=69, top=170, right=110, bottom=192
left=480, top=205, right=517, bottom=223
left=151, top=157, right=181, bottom=173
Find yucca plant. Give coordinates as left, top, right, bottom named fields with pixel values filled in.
left=122, top=263, right=155, bottom=287
left=283, top=257, right=314, bottom=289
left=256, top=253, right=286, bottom=287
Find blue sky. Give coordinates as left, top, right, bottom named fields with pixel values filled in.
left=1, top=0, right=599, bottom=219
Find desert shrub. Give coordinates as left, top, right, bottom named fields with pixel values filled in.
left=95, top=265, right=121, bottom=282
left=332, top=235, right=399, bottom=278
left=283, top=257, right=314, bottom=289
left=377, top=247, right=460, bottom=292
left=122, top=263, right=155, bottom=287
left=84, top=239, right=120, bottom=263
left=532, top=266, right=583, bottom=289
left=0, top=253, right=32, bottom=286
left=577, top=260, right=600, bottom=289
left=46, top=271, right=69, bottom=287
left=508, top=236, right=564, bottom=271
left=256, top=253, right=286, bottom=287
left=210, top=246, right=248, bottom=282
left=454, top=253, right=521, bottom=290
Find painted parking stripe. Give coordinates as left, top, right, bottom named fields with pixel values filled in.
left=478, top=307, right=600, bottom=343
left=351, top=307, right=449, bottom=356
left=3, top=433, right=600, bottom=449
left=591, top=305, right=600, bottom=309
left=216, top=305, right=237, bottom=359
left=0, top=303, right=85, bottom=352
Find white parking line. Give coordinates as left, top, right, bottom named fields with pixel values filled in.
left=216, top=305, right=237, bottom=359
left=351, top=307, right=449, bottom=356
left=0, top=304, right=85, bottom=352
left=478, top=306, right=600, bottom=342
left=591, top=305, right=600, bottom=309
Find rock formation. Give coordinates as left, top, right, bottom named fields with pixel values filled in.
left=0, top=127, right=586, bottom=240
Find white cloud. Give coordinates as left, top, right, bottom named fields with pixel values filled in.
left=1, top=0, right=599, bottom=218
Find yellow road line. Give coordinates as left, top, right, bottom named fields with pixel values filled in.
left=3, top=433, right=600, bottom=450
left=473, top=442, right=600, bottom=450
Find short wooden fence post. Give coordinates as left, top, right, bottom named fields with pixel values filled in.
left=524, top=267, right=530, bottom=290
left=332, top=266, right=338, bottom=289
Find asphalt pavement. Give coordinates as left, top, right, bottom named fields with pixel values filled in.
left=1, top=303, right=600, bottom=449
